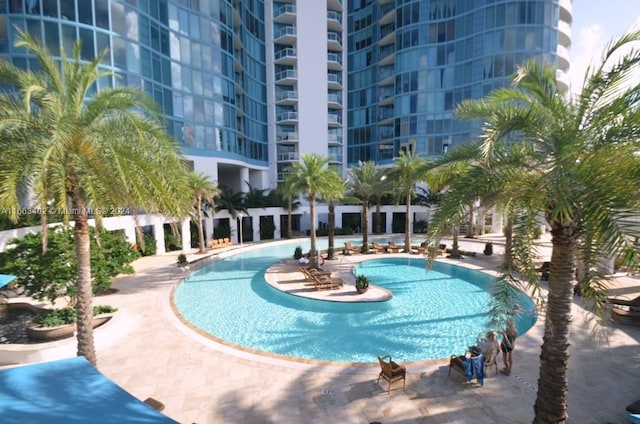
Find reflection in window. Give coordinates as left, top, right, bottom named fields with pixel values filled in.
left=79, top=28, right=94, bottom=60
left=60, top=24, right=75, bottom=55
left=43, top=21, right=59, bottom=55
left=43, top=0, right=57, bottom=18
left=78, top=1, right=92, bottom=25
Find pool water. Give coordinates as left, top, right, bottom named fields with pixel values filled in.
left=173, top=240, right=536, bottom=363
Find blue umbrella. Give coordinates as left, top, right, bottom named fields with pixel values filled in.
left=0, top=274, right=16, bottom=289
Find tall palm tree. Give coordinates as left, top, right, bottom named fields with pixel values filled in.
left=0, top=31, right=191, bottom=365
left=372, top=168, right=391, bottom=234
left=455, top=31, right=640, bottom=423
left=277, top=172, right=300, bottom=239
left=389, top=152, right=430, bottom=252
left=289, top=154, right=343, bottom=267
left=320, top=177, right=346, bottom=260
left=348, top=161, right=380, bottom=253
left=188, top=172, right=219, bottom=253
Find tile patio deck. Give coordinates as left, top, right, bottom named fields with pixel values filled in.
left=6, top=236, right=640, bottom=423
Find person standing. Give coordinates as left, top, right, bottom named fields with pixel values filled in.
left=500, top=318, right=518, bottom=375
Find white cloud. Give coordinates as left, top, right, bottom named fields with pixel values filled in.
left=568, top=24, right=607, bottom=94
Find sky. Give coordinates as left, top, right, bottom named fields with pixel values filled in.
left=569, top=1, right=640, bottom=93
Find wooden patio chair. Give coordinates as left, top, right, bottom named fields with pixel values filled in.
left=344, top=242, right=361, bottom=254
left=386, top=241, right=401, bottom=253
left=377, top=355, right=406, bottom=393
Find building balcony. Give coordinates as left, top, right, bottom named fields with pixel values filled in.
left=276, top=131, right=299, bottom=142
left=327, top=0, right=342, bottom=12
left=276, top=90, right=298, bottom=105
left=327, top=93, right=343, bottom=108
left=379, top=45, right=395, bottom=67
left=327, top=132, right=343, bottom=143
left=328, top=113, right=343, bottom=126
left=328, top=72, right=343, bottom=89
left=274, top=48, right=297, bottom=65
left=327, top=32, right=343, bottom=51
left=277, top=152, right=299, bottom=162
left=327, top=53, right=343, bottom=71
left=378, top=125, right=394, bottom=140
left=379, top=3, right=395, bottom=25
left=328, top=153, right=343, bottom=163
left=327, top=11, right=343, bottom=32
left=277, top=111, right=299, bottom=124
left=274, top=4, right=296, bottom=24
left=275, top=69, right=297, bottom=85
left=274, top=26, right=296, bottom=45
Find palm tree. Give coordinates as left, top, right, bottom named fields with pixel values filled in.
left=215, top=186, right=247, bottom=219
left=372, top=168, right=392, bottom=234
left=320, top=177, right=346, bottom=260
left=389, top=152, right=430, bottom=252
left=188, top=172, right=219, bottom=253
left=348, top=161, right=380, bottom=253
left=277, top=172, right=300, bottom=239
left=455, top=31, right=640, bottom=423
left=289, top=154, right=343, bottom=267
left=0, top=31, right=191, bottom=365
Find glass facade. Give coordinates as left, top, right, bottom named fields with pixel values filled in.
left=0, top=0, right=269, bottom=166
left=347, top=0, right=564, bottom=165
left=0, top=0, right=569, bottom=182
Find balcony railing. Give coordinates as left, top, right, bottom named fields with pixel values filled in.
left=274, top=4, right=296, bottom=19
left=327, top=53, right=342, bottom=65
left=328, top=114, right=343, bottom=124
left=277, top=152, right=299, bottom=161
left=274, top=26, right=296, bottom=39
left=276, top=90, right=298, bottom=101
left=277, top=112, right=299, bottom=122
left=275, top=48, right=297, bottom=61
left=275, top=69, right=298, bottom=81
left=276, top=131, right=299, bottom=141
left=328, top=73, right=343, bottom=85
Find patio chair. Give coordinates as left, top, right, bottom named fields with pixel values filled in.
left=437, top=244, right=447, bottom=256
left=611, top=304, right=640, bottom=326
left=386, top=241, right=401, bottom=253
left=370, top=242, right=384, bottom=253
left=314, top=274, right=344, bottom=290
left=608, top=294, right=640, bottom=308
left=344, top=242, right=361, bottom=255
left=536, top=261, right=550, bottom=281
left=377, top=355, right=406, bottom=393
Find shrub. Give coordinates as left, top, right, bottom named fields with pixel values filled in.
left=484, top=242, right=493, bottom=255
left=355, top=275, right=370, bottom=290
left=36, top=305, right=118, bottom=327
left=0, top=226, right=139, bottom=305
left=293, top=246, right=303, bottom=259
left=177, top=253, right=188, bottom=265
left=137, top=232, right=157, bottom=256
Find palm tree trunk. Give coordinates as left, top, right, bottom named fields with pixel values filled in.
left=533, top=222, right=575, bottom=424
left=450, top=225, right=462, bottom=258
left=327, top=202, right=336, bottom=259
left=309, top=195, right=318, bottom=267
left=404, top=191, right=411, bottom=252
left=40, top=210, right=48, bottom=254
left=361, top=200, right=369, bottom=253
left=72, top=198, right=97, bottom=366
left=466, top=201, right=475, bottom=237
left=375, top=198, right=382, bottom=234
left=196, top=195, right=206, bottom=253
left=287, top=197, right=293, bottom=239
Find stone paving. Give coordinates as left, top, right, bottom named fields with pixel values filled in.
left=10, top=236, right=640, bottom=423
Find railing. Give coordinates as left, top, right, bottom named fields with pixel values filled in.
left=276, top=90, right=298, bottom=101
left=327, top=11, right=342, bottom=23
left=380, top=2, right=395, bottom=17
left=274, top=4, right=296, bottom=19
left=327, top=32, right=342, bottom=44
left=380, top=23, right=395, bottom=39
left=277, top=152, right=299, bottom=161
left=277, top=112, right=298, bottom=121
left=328, top=114, right=343, bottom=124
left=275, top=69, right=298, bottom=80
left=327, top=53, right=342, bottom=65
left=327, top=93, right=343, bottom=104
left=328, top=73, right=343, bottom=85
left=276, top=131, right=299, bottom=141
left=379, top=45, right=395, bottom=59
left=275, top=48, right=297, bottom=61
left=274, top=26, right=296, bottom=39
left=378, top=66, right=394, bottom=80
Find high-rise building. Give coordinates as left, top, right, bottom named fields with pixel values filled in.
left=0, top=0, right=571, bottom=192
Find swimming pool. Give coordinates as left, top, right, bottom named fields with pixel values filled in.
left=173, top=240, right=536, bottom=363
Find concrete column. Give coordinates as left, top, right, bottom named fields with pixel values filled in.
left=251, top=215, right=259, bottom=242
left=181, top=219, right=191, bottom=251
left=153, top=218, right=166, bottom=254
left=124, top=224, right=136, bottom=245
left=274, top=214, right=281, bottom=240
left=204, top=216, right=213, bottom=244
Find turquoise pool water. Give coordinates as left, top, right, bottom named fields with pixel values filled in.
left=173, top=240, right=536, bottom=363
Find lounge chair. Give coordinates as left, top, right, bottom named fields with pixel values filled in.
left=608, top=294, right=640, bottom=308
left=448, top=352, right=485, bottom=385
left=386, top=241, right=401, bottom=253
left=536, top=261, right=550, bottom=281
left=377, top=355, right=406, bottom=393
left=370, top=242, right=384, bottom=253
left=344, top=242, right=361, bottom=255
left=314, top=274, right=344, bottom=290
left=300, top=266, right=331, bottom=282
left=611, top=304, right=640, bottom=326
left=437, top=244, right=447, bottom=256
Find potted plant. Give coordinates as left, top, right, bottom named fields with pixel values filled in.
left=355, top=275, right=370, bottom=294
left=293, top=246, right=303, bottom=260
left=483, top=242, right=493, bottom=256
left=177, top=253, right=188, bottom=266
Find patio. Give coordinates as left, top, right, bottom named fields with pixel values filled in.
left=3, top=236, right=639, bottom=423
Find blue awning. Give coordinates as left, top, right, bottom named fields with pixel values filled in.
left=0, top=274, right=16, bottom=289
left=0, top=357, right=178, bottom=423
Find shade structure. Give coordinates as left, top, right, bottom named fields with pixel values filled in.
left=0, top=356, right=178, bottom=423
left=0, top=274, right=16, bottom=289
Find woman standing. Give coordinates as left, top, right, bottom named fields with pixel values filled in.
left=500, top=318, right=518, bottom=375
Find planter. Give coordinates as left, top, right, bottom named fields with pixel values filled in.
left=26, top=314, right=114, bottom=341
left=356, top=287, right=368, bottom=294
